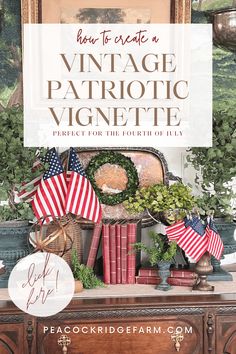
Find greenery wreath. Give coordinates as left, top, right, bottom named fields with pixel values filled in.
left=86, top=151, right=139, bottom=205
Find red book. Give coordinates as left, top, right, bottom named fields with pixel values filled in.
left=121, top=223, right=128, bottom=284
left=138, top=267, right=197, bottom=279
left=136, top=276, right=197, bottom=287
left=109, top=223, right=117, bottom=284
left=168, top=277, right=197, bottom=287
left=138, top=267, right=158, bottom=277
left=135, top=276, right=161, bottom=285
left=102, top=223, right=110, bottom=284
left=127, top=222, right=137, bottom=284
left=116, top=223, right=121, bottom=284
left=170, top=269, right=197, bottom=279
left=86, top=223, right=102, bottom=268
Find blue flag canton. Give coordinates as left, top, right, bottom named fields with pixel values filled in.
left=43, top=148, right=64, bottom=180
left=68, top=148, right=86, bottom=177
left=184, top=217, right=192, bottom=228
left=209, top=219, right=219, bottom=233
left=185, top=216, right=206, bottom=236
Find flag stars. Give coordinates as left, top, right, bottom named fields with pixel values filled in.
left=68, top=148, right=86, bottom=177
left=31, top=147, right=67, bottom=223
left=65, top=147, right=102, bottom=224
left=43, top=148, right=64, bottom=180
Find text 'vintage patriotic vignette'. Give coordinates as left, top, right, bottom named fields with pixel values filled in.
left=23, top=24, right=212, bottom=147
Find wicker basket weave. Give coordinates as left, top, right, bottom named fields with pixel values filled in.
left=46, top=215, right=83, bottom=266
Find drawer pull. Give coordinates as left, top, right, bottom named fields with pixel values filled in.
left=58, top=335, right=71, bottom=353
left=171, top=331, right=184, bottom=352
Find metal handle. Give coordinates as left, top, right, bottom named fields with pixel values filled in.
left=58, top=335, right=71, bottom=354
left=171, top=331, right=184, bottom=352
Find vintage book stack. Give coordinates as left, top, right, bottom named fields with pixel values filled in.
left=135, top=267, right=198, bottom=287
left=101, top=220, right=141, bottom=284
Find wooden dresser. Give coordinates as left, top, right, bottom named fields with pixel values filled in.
left=1, top=293, right=236, bottom=354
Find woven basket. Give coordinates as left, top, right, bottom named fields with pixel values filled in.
left=46, top=215, right=83, bottom=266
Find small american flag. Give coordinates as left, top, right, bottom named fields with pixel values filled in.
left=31, top=148, right=67, bottom=223
left=65, top=148, right=102, bottom=224
left=177, top=216, right=208, bottom=261
left=206, top=218, right=224, bottom=260
left=165, top=219, right=186, bottom=241
left=17, top=159, right=43, bottom=203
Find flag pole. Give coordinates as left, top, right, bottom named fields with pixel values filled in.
left=66, top=147, right=71, bottom=174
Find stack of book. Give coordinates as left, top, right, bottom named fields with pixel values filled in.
left=86, top=222, right=195, bottom=287
left=102, top=220, right=140, bottom=284
left=135, top=267, right=198, bottom=286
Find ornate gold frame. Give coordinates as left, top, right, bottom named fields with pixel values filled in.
left=20, top=0, right=191, bottom=227
left=21, top=0, right=191, bottom=24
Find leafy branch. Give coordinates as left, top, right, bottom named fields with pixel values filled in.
left=0, top=107, right=47, bottom=221
left=71, top=249, right=104, bottom=289
left=124, top=183, right=196, bottom=224
left=132, top=231, right=177, bottom=265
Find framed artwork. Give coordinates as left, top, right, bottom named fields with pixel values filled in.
left=0, top=1, right=22, bottom=108
left=21, top=0, right=191, bottom=24
left=20, top=0, right=190, bottom=224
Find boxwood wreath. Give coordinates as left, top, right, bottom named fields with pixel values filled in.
left=86, top=151, right=139, bottom=205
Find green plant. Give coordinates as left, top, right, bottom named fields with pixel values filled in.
left=0, top=107, right=45, bottom=222
left=124, top=183, right=196, bottom=224
left=190, top=8, right=236, bottom=221
left=187, top=109, right=236, bottom=221
left=132, top=231, right=177, bottom=265
left=71, top=249, right=104, bottom=289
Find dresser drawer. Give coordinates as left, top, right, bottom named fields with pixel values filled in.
left=37, top=315, right=203, bottom=354
left=0, top=323, right=25, bottom=354
left=216, top=315, right=236, bottom=354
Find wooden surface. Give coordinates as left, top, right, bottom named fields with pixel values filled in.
left=1, top=292, right=236, bottom=353
left=1, top=273, right=236, bottom=301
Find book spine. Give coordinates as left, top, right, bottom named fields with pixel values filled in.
left=138, top=268, right=196, bottom=279
left=168, top=277, right=197, bottom=287
left=136, top=276, right=196, bottom=286
left=109, top=223, right=117, bottom=284
left=170, top=270, right=197, bottom=279
left=116, top=223, right=121, bottom=284
left=127, top=223, right=136, bottom=284
left=86, top=223, right=102, bottom=268
left=135, top=276, right=160, bottom=285
left=102, top=223, right=110, bottom=284
left=121, top=223, right=128, bottom=284
left=138, top=268, right=158, bottom=277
